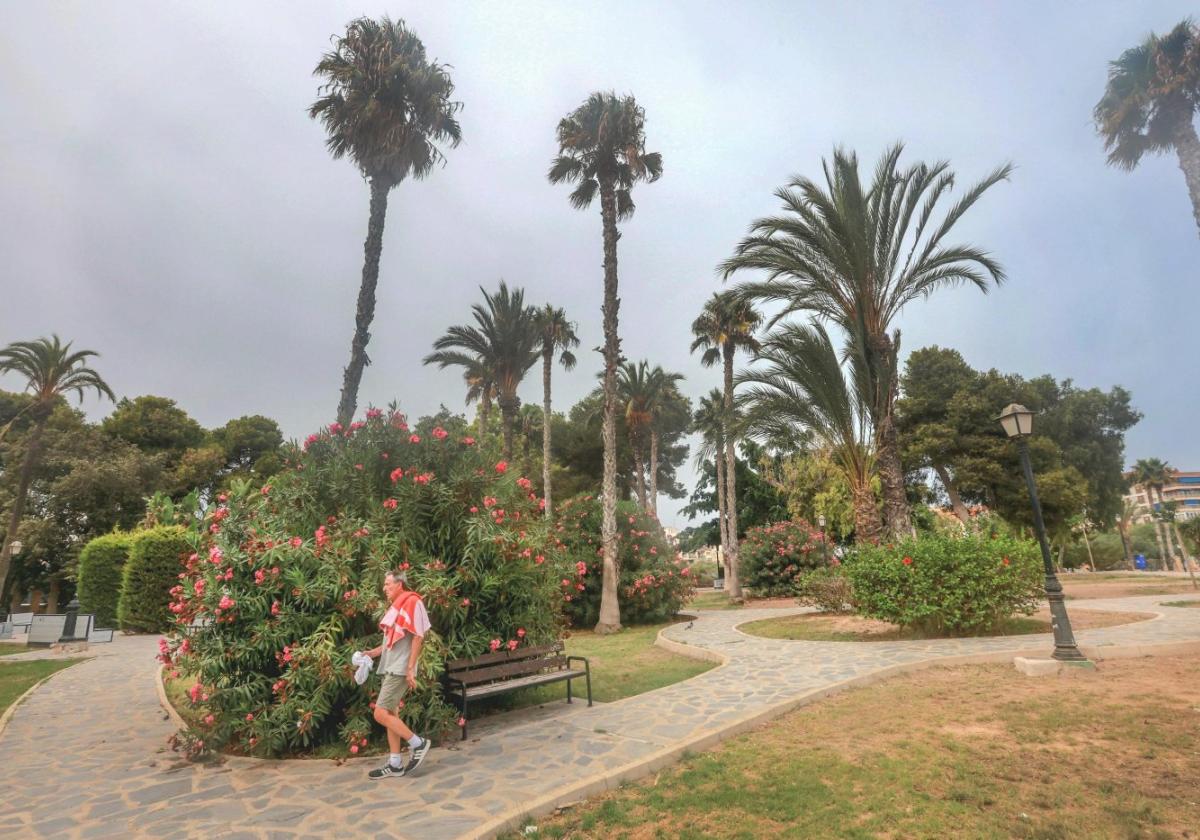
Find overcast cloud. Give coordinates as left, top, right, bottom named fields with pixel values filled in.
left=1, top=1, right=1197, bottom=528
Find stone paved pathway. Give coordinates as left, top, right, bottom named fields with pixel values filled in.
left=1, top=591, right=1198, bottom=840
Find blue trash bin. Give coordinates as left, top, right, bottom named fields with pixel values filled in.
left=1134, top=554, right=1147, bottom=570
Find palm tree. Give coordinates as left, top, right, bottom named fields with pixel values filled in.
left=424, top=283, right=539, bottom=459
left=722, top=144, right=1010, bottom=538
left=1131, top=458, right=1179, bottom=570
left=693, top=390, right=730, bottom=559
left=460, top=360, right=495, bottom=433
left=0, top=336, right=115, bottom=596
left=311, top=16, right=463, bottom=427
left=737, top=322, right=883, bottom=543
left=644, top=369, right=687, bottom=518
left=549, top=92, right=662, bottom=634
left=534, top=306, right=579, bottom=518
left=615, top=361, right=654, bottom=511
left=691, top=292, right=761, bottom=601
left=1095, top=19, right=1200, bottom=237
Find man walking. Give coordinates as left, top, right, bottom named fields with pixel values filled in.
left=361, top=568, right=433, bottom=779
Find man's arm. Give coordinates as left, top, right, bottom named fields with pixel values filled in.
left=364, top=645, right=382, bottom=659
left=406, top=633, right=423, bottom=689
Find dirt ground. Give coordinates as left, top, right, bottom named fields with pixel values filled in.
left=1060, top=575, right=1200, bottom=600
left=806, top=607, right=1149, bottom=638
left=522, top=654, right=1200, bottom=839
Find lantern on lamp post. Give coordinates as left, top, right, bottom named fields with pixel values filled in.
left=997, top=403, right=1087, bottom=662
left=817, top=514, right=829, bottom=566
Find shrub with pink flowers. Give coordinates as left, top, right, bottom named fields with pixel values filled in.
left=553, top=496, right=694, bottom=627
left=843, top=532, right=1042, bottom=635
left=160, top=407, right=563, bottom=758
left=739, top=520, right=826, bottom=597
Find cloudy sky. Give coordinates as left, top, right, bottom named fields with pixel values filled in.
left=2, top=1, right=1197, bottom=528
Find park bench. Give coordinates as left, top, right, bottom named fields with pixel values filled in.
left=444, top=641, right=591, bottom=740
left=25, top=613, right=114, bottom=646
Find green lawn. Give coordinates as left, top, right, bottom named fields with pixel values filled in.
left=0, top=659, right=83, bottom=716
left=0, top=642, right=30, bottom=657
left=510, top=655, right=1200, bottom=839
left=1161, top=599, right=1200, bottom=608
left=740, top=613, right=1053, bottom=642
left=509, top=621, right=715, bottom=708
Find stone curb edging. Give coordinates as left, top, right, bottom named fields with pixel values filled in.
left=465, top=631, right=1200, bottom=840
left=0, top=657, right=89, bottom=741
left=155, top=664, right=189, bottom=732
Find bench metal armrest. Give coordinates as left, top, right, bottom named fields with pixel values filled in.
left=566, top=655, right=590, bottom=673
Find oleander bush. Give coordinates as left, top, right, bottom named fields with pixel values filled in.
left=554, top=495, right=694, bottom=627
left=160, top=408, right=563, bottom=758
left=739, top=520, right=827, bottom=596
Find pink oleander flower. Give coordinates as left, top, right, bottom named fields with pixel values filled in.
left=538, top=498, right=546, bottom=511
left=517, top=477, right=532, bottom=490
left=470, top=506, right=479, bottom=513
left=354, top=463, right=363, bottom=471
left=489, top=639, right=501, bottom=652
left=507, top=640, right=518, bottom=651
left=390, top=467, right=404, bottom=482
left=383, top=498, right=398, bottom=510
left=409, top=434, right=421, bottom=444
left=271, top=601, right=281, bottom=616
left=413, top=472, right=432, bottom=485
left=218, top=595, right=236, bottom=611
left=458, top=717, right=467, bottom=727
left=290, top=537, right=302, bottom=548
left=261, top=485, right=271, bottom=495
left=461, top=436, right=476, bottom=446
left=194, top=579, right=206, bottom=596
left=245, top=713, right=254, bottom=722
left=535, top=555, right=545, bottom=565
left=517, top=628, right=525, bottom=638
left=204, top=714, right=215, bottom=725
left=483, top=496, right=497, bottom=509
left=255, top=570, right=267, bottom=585
left=495, top=460, right=508, bottom=474
left=328, top=422, right=343, bottom=435
left=209, top=545, right=223, bottom=565
left=366, top=408, right=383, bottom=420
left=350, top=745, right=359, bottom=754
left=432, top=426, right=448, bottom=440
left=461, top=598, right=471, bottom=607
left=189, top=683, right=203, bottom=703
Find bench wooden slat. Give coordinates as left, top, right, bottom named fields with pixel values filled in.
left=451, top=655, right=571, bottom=687
left=446, top=641, right=563, bottom=672
left=462, top=668, right=587, bottom=699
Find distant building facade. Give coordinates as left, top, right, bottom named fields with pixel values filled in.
left=1124, top=470, right=1200, bottom=522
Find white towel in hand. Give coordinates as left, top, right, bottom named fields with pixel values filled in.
left=351, top=650, right=374, bottom=685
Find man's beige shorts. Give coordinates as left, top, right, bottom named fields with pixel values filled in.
left=377, top=674, right=409, bottom=712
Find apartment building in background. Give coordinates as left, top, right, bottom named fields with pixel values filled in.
left=1124, top=470, right=1200, bottom=522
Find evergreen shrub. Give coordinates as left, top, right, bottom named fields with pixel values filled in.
left=77, top=531, right=132, bottom=628
left=118, top=526, right=190, bottom=633
left=843, top=531, right=1043, bottom=635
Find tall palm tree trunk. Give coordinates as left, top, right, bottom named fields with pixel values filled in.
left=631, top=444, right=648, bottom=511
left=715, top=451, right=728, bottom=577
left=933, top=463, right=971, bottom=525
left=0, top=419, right=47, bottom=597
left=851, top=481, right=884, bottom=545
left=1157, top=488, right=1183, bottom=571
left=541, top=348, right=555, bottom=518
left=596, top=180, right=622, bottom=634
left=1117, top=519, right=1134, bottom=570
left=498, top=397, right=518, bottom=461
left=1171, top=522, right=1199, bottom=587
left=648, top=429, right=659, bottom=517
left=479, top=392, right=492, bottom=433
left=336, top=178, right=390, bottom=427
left=1153, top=520, right=1169, bottom=571
left=870, top=332, right=911, bottom=537
left=1174, top=120, right=1200, bottom=239
left=722, top=346, right=742, bottom=601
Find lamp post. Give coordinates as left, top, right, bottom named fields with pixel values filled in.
left=817, top=514, right=829, bottom=565
left=998, top=403, right=1088, bottom=662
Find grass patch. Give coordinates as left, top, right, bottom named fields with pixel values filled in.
left=740, top=608, right=1146, bottom=642
left=508, top=621, right=714, bottom=708
left=0, top=658, right=83, bottom=716
left=1161, top=600, right=1200, bottom=608
left=512, top=655, right=1200, bottom=839
left=686, top=590, right=796, bottom=611
left=0, top=642, right=30, bottom=657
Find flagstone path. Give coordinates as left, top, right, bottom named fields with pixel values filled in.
left=1, top=590, right=1198, bottom=840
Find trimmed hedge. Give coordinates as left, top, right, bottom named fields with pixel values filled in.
left=118, top=526, right=190, bottom=633
left=843, top=532, right=1043, bottom=635
left=77, top=532, right=133, bottom=628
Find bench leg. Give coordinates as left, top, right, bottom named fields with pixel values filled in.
left=567, top=677, right=572, bottom=704
left=460, top=692, right=469, bottom=741
left=585, top=668, right=592, bottom=707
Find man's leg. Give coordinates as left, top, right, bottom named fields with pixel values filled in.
left=368, top=676, right=412, bottom=778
